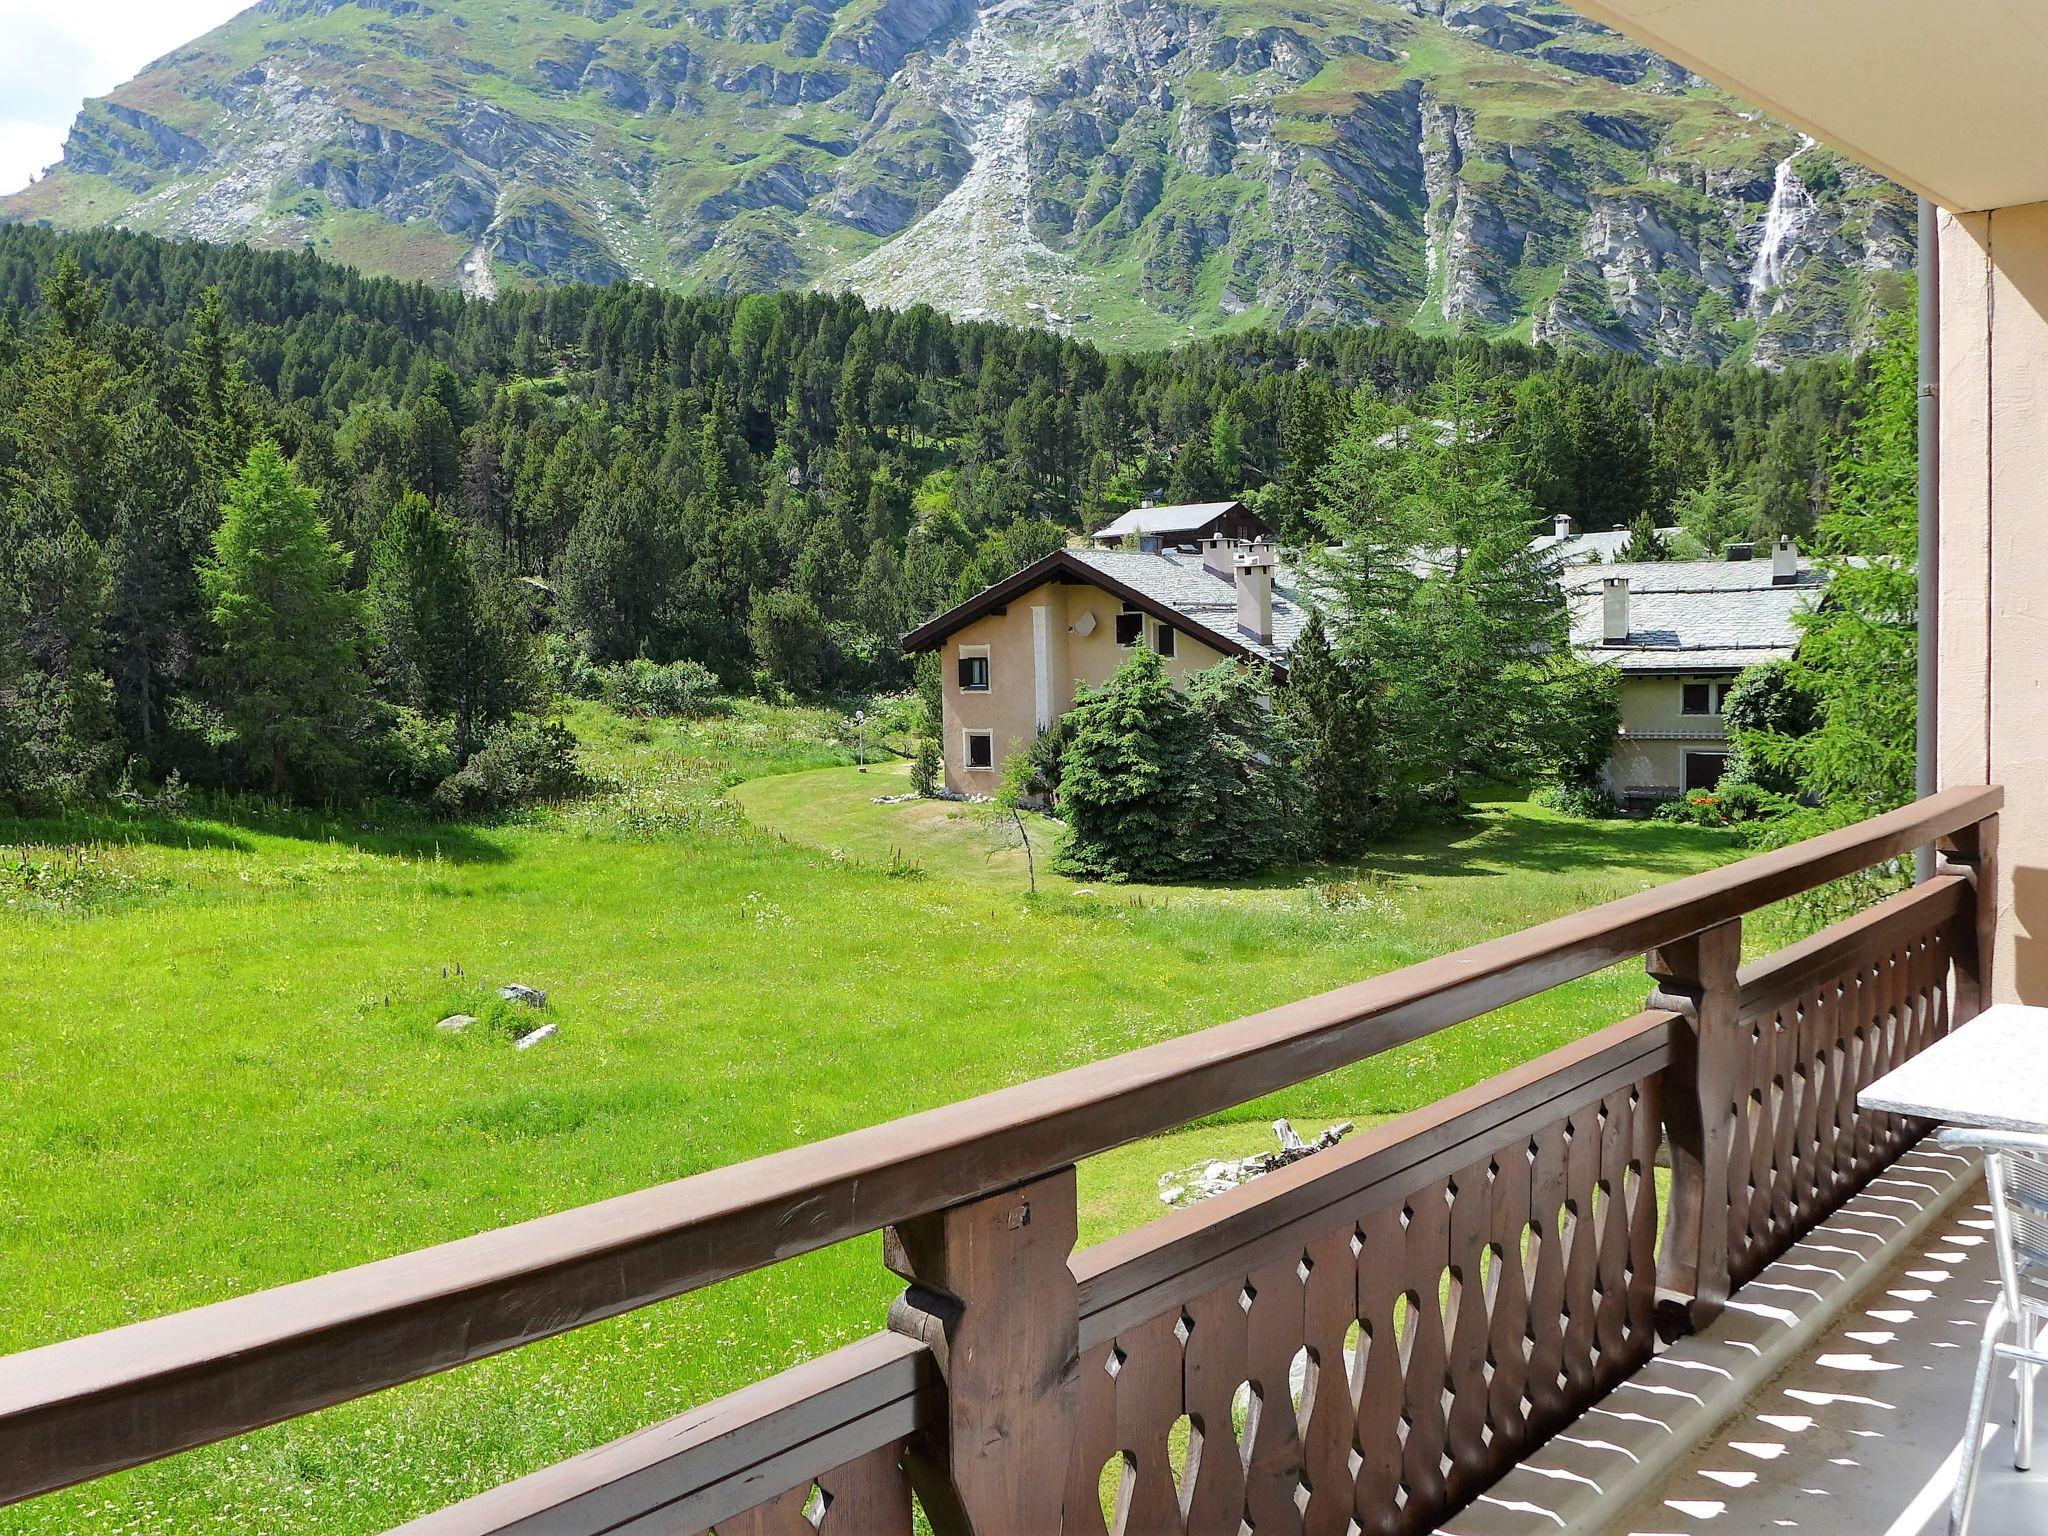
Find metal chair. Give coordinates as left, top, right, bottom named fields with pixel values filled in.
left=1939, top=1126, right=2048, bottom=1534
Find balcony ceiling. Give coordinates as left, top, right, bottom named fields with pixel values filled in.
left=1566, top=0, right=2048, bottom=213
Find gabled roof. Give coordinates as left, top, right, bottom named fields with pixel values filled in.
left=901, top=547, right=1307, bottom=673
left=1563, top=557, right=1829, bottom=674
left=1092, top=501, right=1249, bottom=541
left=1531, top=527, right=1681, bottom=565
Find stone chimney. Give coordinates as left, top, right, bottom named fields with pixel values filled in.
left=1602, top=576, right=1630, bottom=644
left=1202, top=533, right=1240, bottom=580
left=1771, top=533, right=1798, bottom=585
left=1236, top=543, right=1277, bottom=643
left=1553, top=514, right=1574, bottom=539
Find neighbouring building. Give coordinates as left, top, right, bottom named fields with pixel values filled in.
left=907, top=517, right=1829, bottom=803
left=1089, top=499, right=1271, bottom=551
left=1564, top=534, right=1826, bottom=805
left=902, top=536, right=1307, bottom=795
left=1532, top=514, right=1682, bottom=565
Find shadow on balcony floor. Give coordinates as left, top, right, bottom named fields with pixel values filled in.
left=1611, top=1182, right=2041, bottom=1536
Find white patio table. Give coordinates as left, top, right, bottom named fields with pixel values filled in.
left=1861, top=1002, right=2048, bottom=1131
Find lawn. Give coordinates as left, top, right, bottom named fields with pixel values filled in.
left=0, top=707, right=1741, bottom=1534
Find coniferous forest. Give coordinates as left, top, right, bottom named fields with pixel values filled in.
left=0, top=223, right=1870, bottom=809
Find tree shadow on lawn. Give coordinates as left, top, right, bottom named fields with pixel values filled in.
left=1140, top=803, right=1741, bottom=897
left=0, top=798, right=515, bottom=866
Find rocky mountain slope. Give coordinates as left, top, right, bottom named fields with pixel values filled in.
left=0, top=0, right=1914, bottom=361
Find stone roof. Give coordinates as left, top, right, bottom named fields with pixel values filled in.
left=1531, top=527, right=1680, bottom=564
left=1563, top=557, right=1830, bottom=674
left=1068, top=547, right=1315, bottom=665
left=1092, top=501, right=1246, bottom=540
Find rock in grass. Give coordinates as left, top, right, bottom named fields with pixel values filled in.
left=498, top=983, right=547, bottom=1009
left=436, top=1014, right=477, bottom=1033
left=514, top=1022, right=558, bottom=1051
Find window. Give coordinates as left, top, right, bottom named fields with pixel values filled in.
left=1680, top=681, right=1726, bottom=717
left=1115, top=606, right=1144, bottom=646
left=957, top=651, right=990, bottom=691
left=1684, top=751, right=1731, bottom=793
left=1155, top=622, right=1177, bottom=658
left=963, top=730, right=994, bottom=770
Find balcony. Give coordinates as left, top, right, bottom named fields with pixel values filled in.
left=0, top=787, right=2009, bottom=1535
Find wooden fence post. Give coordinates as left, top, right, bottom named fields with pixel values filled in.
left=1649, top=917, right=1742, bottom=1338
left=1937, top=812, right=1999, bottom=1021
left=883, top=1168, right=1079, bottom=1536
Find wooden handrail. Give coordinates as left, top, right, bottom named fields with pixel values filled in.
left=0, top=784, right=2000, bottom=1506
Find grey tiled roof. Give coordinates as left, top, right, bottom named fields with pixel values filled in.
left=1563, top=557, right=1829, bottom=674
left=1531, top=528, right=1680, bottom=564
left=1092, top=501, right=1243, bottom=539
left=1069, top=547, right=1316, bottom=664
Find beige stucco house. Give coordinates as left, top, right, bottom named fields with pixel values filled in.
left=908, top=521, right=1827, bottom=801
left=902, top=536, right=1305, bottom=795
left=1564, top=535, right=1826, bottom=804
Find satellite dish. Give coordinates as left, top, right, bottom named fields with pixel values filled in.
left=1074, top=611, right=1097, bottom=637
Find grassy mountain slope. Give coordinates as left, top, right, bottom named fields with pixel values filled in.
left=0, top=0, right=1913, bottom=360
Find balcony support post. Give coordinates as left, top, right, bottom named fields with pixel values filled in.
left=1938, top=812, right=1998, bottom=1020
left=1649, top=917, right=1743, bottom=1338
left=883, top=1167, right=1079, bottom=1536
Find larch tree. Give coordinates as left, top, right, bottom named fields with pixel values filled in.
left=201, top=442, right=363, bottom=793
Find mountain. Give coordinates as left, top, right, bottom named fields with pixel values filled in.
left=0, top=0, right=1914, bottom=362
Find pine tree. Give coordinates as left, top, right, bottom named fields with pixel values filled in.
left=559, top=453, right=679, bottom=662
left=1621, top=510, right=1668, bottom=561
left=1281, top=610, right=1387, bottom=857
left=201, top=442, right=363, bottom=794
left=367, top=491, right=539, bottom=753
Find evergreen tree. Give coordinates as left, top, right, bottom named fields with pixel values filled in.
left=1621, top=510, right=1669, bottom=561
left=1281, top=610, right=1388, bottom=857
left=367, top=491, right=539, bottom=753
left=200, top=442, right=363, bottom=793
left=559, top=454, right=679, bottom=662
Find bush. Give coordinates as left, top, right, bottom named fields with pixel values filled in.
left=602, top=657, right=723, bottom=718
left=1533, top=781, right=1617, bottom=819
left=433, top=717, right=590, bottom=813
left=910, top=733, right=941, bottom=797
left=541, top=634, right=606, bottom=700
left=1653, top=779, right=1789, bottom=828
left=362, top=706, right=460, bottom=796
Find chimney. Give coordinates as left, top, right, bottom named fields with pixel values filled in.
left=1771, top=533, right=1798, bottom=585
left=1553, top=514, right=1573, bottom=539
left=1236, top=544, right=1277, bottom=643
left=1139, top=498, right=1155, bottom=509
left=1602, top=576, right=1630, bottom=644
left=1202, top=533, right=1240, bottom=580
left=1724, top=541, right=1754, bottom=562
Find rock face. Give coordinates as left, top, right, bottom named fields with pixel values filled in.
left=0, top=0, right=1914, bottom=360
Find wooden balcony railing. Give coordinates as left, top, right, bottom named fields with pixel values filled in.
left=0, top=786, right=2002, bottom=1535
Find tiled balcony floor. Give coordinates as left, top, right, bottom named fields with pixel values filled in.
left=1611, top=1181, right=2042, bottom=1536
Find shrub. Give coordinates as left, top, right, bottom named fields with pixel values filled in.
left=602, top=657, right=723, bottom=718
left=433, top=717, right=590, bottom=813
left=1653, top=779, right=1789, bottom=828
left=910, top=733, right=941, bottom=797
left=541, top=634, right=606, bottom=700
left=1533, top=781, right=1618, bottom=819
left=361, top=706, right=460, bottom=796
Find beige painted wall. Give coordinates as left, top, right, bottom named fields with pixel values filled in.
left=1605, top=674, right=1733, bottom=796
left=936, top=581, right=1235, bottom=794
left=1939, top=202, right=2048, bottom=1003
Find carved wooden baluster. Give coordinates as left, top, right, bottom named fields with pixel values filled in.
left=1241, top=1254, right=1308, bottom=1536
left=1440, top=1155, right=1495, bottom=1511
left=1482, top=1143, right=1534, bottom=1481
left=1522, top=1124, right=1571, bottom=1442
left=1591, top=1094, right=1634, bottom=1393
left=885, top=1169, right=1079, bottom=1536
left=1649, top=918, right=1743, bottom=1335
left=1107, top=1311, right=1183, bottom=1534
left=1557, top=1114, right=1601, bottom=1406
left=1396, top=1181, right=1452, bottom=1528
left=1300, top=1230, right=1359, bottom=1536
left=813, top=1445, right=915, bottom=1533
left=1789, top=985, right=1827, bottom=1231
left=1352, top=1204, right=1408, bottom=1536
left=708, top=1484, right=814, bottom=1536
left=1065, top=1340, right=1120, bottom=1536
left=1178, top=1284, right=1249, bottom=1536
left=1624, top=1079, right=1663, bottom=1355
left=1763, top=1001, right=1801, bottom=1262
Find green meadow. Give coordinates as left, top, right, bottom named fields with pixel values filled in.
left=0, top=705, right=1740, bottom=1534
